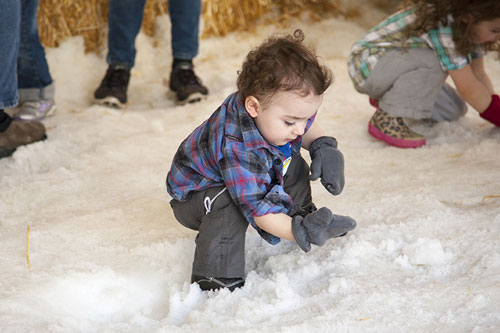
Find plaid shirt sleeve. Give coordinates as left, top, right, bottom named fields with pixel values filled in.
left=219, top=139, right=292, bottom=244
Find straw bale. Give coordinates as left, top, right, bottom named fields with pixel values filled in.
left=142, top=0, right=169, bottom=37
left=38, top=0, right=395, bottom=53
left=38, top=0, right=108, bottom=52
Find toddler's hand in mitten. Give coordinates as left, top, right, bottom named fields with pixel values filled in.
left=309, top=136, right=345, bottom=195
left=292, top=207, right=356, bottom=252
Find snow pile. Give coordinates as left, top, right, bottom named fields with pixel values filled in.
left=1, top=6, right=499, bottom=332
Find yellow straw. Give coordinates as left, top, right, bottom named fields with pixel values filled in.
left=26, top=225, right=31, bottom=269
left=482, top=195, right=500, bottom=204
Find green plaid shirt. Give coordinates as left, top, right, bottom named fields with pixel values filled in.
left=348, top=8, right=486, bottom=90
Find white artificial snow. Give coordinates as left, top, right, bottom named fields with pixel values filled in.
left=1, top=6, right=500, bottom=332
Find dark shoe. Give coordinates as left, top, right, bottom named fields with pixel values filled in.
left=191, top=274, right=245, bottom=292
left=169, top=63, right=208, bottom=104
left=94, top=65, right=130, bottom=108
left=368, top=108, right=426, bottom=148
left=0, top=119, right=46, bottom=158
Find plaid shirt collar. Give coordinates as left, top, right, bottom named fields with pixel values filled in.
left=233, top=93, right=278, bottom=154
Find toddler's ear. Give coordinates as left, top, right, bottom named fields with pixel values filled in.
left=245, top=96, right=260, bottom=118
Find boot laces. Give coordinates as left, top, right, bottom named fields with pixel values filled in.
left=107, top=68, right=129, bottom=89
left=175, top=68, right=202, bottom=86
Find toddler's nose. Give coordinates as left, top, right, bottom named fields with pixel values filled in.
left=292, top=124, right=305, bottom=136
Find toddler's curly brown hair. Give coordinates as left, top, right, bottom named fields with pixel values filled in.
left=237, top=29, right=333, bottom=106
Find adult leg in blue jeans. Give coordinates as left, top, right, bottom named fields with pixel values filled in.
left=168, top=0, right=208, bottom=104
left=0, top=1, right=46, bottom=159
left=94, top=0, right=208, bottom=108
left=14, top=0, right=56, bottom=121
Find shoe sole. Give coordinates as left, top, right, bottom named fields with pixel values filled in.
left=94, top=96, right=126, bottom=109
left=170, top=91, right=208, bottom=105
left=368, top=122, right=425, bottom=148
left=193, top=276, right=245, bottom=291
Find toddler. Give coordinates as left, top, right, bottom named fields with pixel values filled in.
left=167, top=30, right=356, bottom=291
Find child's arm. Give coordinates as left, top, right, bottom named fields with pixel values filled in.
left=301, top=121, right=326, bottom=149
left=471, top=57, right=494, bottom=94
left=255, top=213, right=295, bottom=241
left=449, top=62, right=494, bottom=113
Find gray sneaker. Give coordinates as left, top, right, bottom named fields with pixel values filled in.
left=14, top=99, right=56, bottom=121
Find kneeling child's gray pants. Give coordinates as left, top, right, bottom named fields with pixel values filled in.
left=357, top=48, right=467, bottom=121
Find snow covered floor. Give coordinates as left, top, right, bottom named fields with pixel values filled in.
left=1, top=11, right=500, bottom=333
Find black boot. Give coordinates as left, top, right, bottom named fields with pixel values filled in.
left=94, top=65, right=131, bottom=108
left=191, top=274, right=245, bottom=292
left=169, top=60, right=208, bottom=104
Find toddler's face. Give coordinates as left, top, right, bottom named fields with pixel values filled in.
left=251, top=90, right=322, bottom=146
left=470, top=17, right=500, bottom=45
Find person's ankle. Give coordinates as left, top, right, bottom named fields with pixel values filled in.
left=172, top=58, right=193, bottom=70
left=109, top=62, right=130, bottom=71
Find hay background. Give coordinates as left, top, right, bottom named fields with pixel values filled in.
left=38, top=0, right=400, bottom=53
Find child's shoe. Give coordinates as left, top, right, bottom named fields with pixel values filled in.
left=368, top=108, right=426, bottom=148
left=13, top=99, right=56, bottom=121
left=94, top=65, right=130, bottom=108
left=169, top=62, right=208, bottom=104
left=191, top=274, right=245, bottom=292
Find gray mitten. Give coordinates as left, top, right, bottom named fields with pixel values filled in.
left=291, top=207, right=356, bottom=252
left=309, top=136, right=345, bottom=195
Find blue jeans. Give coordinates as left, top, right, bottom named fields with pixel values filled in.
left=17, top=0, right=54, bottom=101
left=107, top=0, right=201, bottom=69
left=0, top=1, right=20, bottom=109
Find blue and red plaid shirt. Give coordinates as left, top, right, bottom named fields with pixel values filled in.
left=167, top=92, right=315, bottom=244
